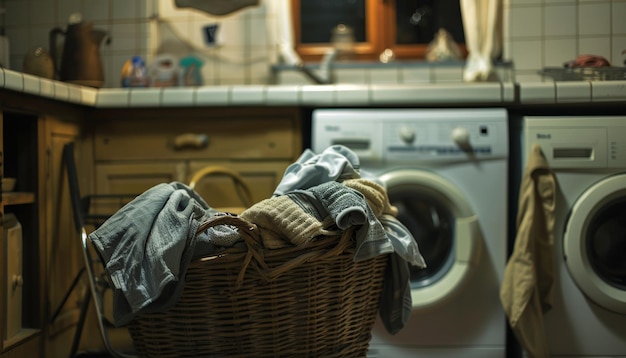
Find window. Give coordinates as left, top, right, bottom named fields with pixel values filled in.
left=292, top=0, right=466, bottom=62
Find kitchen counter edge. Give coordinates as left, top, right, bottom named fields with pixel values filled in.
left=0, top=68, right=625, bottom=108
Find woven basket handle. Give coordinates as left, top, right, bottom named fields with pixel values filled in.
left=189, top=166, right=254, bottom=209
left=195, top=214, right=268, bottom=285
left=195, top=214, right=357, bottom=286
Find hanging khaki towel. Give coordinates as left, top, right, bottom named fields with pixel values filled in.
left=175, top=0, right=259, bottom=16
left=500, top=144, right=556, bottom=358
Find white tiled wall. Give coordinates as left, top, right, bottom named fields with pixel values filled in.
left=154, top=0, right=276, bottom=86
left=504, top=0, right=626, bottom=82
left=2, top=0, right=624, bottom=87
left=2, top=0, right=157, bottom=88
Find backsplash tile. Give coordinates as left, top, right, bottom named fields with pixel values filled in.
left=2, top=0, right=623, bottom=87
left=579, top=37, right=611, bottom=59
left=82, top=1, right=109, bottom=22
left=544, top=4, right=577, bottom=37
left=56, top=0, right=80, bottom=24
left=613, top=35, right=626, bottom=66
left=508, top=6, right=542, bottom=37
left=544, top=38, right=577, bottom=67
left=612, top=2, right=626, bottom=34
left=506, top=0, right=623, bottom=82
left=579, top=2, right=610, bottom=36
left=509, top=40, right=543, bottom=70
left=30, top=0, right=57, bottom=25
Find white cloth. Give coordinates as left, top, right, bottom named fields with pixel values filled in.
left=460, top=0, right=503, bottom=82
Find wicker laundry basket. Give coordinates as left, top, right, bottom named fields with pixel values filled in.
left=128, top=214, right=389, bottom=358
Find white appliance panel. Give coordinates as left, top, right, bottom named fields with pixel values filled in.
left=313, top=108, right=509, bottom=357
left=522, top=116, right=626, bottom=357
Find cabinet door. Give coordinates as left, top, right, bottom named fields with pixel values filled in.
left=1, top=112, right=41, bottom=357
left=188, top=161, right=289, bottom=209
left=40, top=115, right=83, bottom=356
left=95, top=162, right=187, bottom=205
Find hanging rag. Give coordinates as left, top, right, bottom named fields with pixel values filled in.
left=174, top=0, right=259, bottom=16
left=500, top=144, right=557, bottom=358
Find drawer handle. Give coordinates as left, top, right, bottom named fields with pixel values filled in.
left=12, top=274, right=23, bottom=289
left=173, top=133, right=209, bottom=150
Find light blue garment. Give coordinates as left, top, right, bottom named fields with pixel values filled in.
left=284, top=180, right=426, bottom=336
left=273, top=146, right=428, bottom=335
left=273, top=145, right=361, bottom=196
left=380, top=215, right=427, bottom=269
left=307, top=181, right=394, bottom=261
left=379, top=214, right=427, bottom=334
left=88, top=182, right=240, bottom=326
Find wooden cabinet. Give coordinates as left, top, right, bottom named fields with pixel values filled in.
left=0, top=93, right=304, bottom=358
left=90, top=107, right=302, bottom=208
left=0, top=91, right=85, bottom=358
left=40, top=115, right=84, bottom=357
left=0, top=110, right=42, bottom=358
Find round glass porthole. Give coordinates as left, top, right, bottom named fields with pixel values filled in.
left=379, top=169, right=480, bottom=310
left=388, top=187, right=455, bottom=289
left=564, top=175, right=626, bottom=314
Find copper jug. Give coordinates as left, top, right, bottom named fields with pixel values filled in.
left=50, top=14, right=110, bottom=88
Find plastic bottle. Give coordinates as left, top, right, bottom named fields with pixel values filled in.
left=121, top=56, right=149, bottom=88
left=149, top=54, right=179, bottom=87
left=179, top=56, right=204, bottom=86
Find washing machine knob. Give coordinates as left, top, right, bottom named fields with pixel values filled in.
left=399, top=126, right=416, bottom=144
left=452, top=127, right=470, bottom=148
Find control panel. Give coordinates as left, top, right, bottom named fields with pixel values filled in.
left=524, top=116, right=626, bottom=169
left=312, top=108, right=508, bottom=163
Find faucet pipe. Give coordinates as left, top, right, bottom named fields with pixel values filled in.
left=296, top=48, right=337, bottom=85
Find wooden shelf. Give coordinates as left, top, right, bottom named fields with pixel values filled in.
left=1, top=192, right=36, bottom=206
left=3, top=328, right=40, bottom=351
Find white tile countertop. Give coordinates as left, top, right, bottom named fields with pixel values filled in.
left=1, top=68, right=625, bottom=108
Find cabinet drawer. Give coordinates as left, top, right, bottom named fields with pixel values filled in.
left=94, top=116, right=298, bottom=161
left=95, top=162, right=186, bottom=194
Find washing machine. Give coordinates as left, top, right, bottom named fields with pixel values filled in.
left=312, top=108, right=509, bottom=357
left=517, top=116, right=626, bottom=357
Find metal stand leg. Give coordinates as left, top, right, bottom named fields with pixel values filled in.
left=49, top=268, right=85, bottom=324
left=69, top=289, right=92, bottom=358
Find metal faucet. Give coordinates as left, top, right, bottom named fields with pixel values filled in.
left=296, top=48, right=338, bottom=85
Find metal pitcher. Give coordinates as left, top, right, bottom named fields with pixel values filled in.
left=50, top=16, right=110, bottom=88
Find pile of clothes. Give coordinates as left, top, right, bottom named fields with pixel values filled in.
left=89, top=145, right=426, bottom=334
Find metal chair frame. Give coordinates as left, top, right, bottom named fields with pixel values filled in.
left=50, top=142, right=137, bottom=358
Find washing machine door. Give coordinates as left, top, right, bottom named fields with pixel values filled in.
left=379, top=169, right=481, bottom=310
left=564, top=174, right=626, bottom=314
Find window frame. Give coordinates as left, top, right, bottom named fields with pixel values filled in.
left=291, top=0, right=467, bottom=62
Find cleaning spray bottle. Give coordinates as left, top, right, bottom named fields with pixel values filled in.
left=121, top=56, right=149, bottom=87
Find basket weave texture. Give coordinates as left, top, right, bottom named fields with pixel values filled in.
left=128, top=214, right=389, bottom=357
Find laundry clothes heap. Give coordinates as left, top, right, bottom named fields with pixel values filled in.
left=88, top=145, right=426, bottom=334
